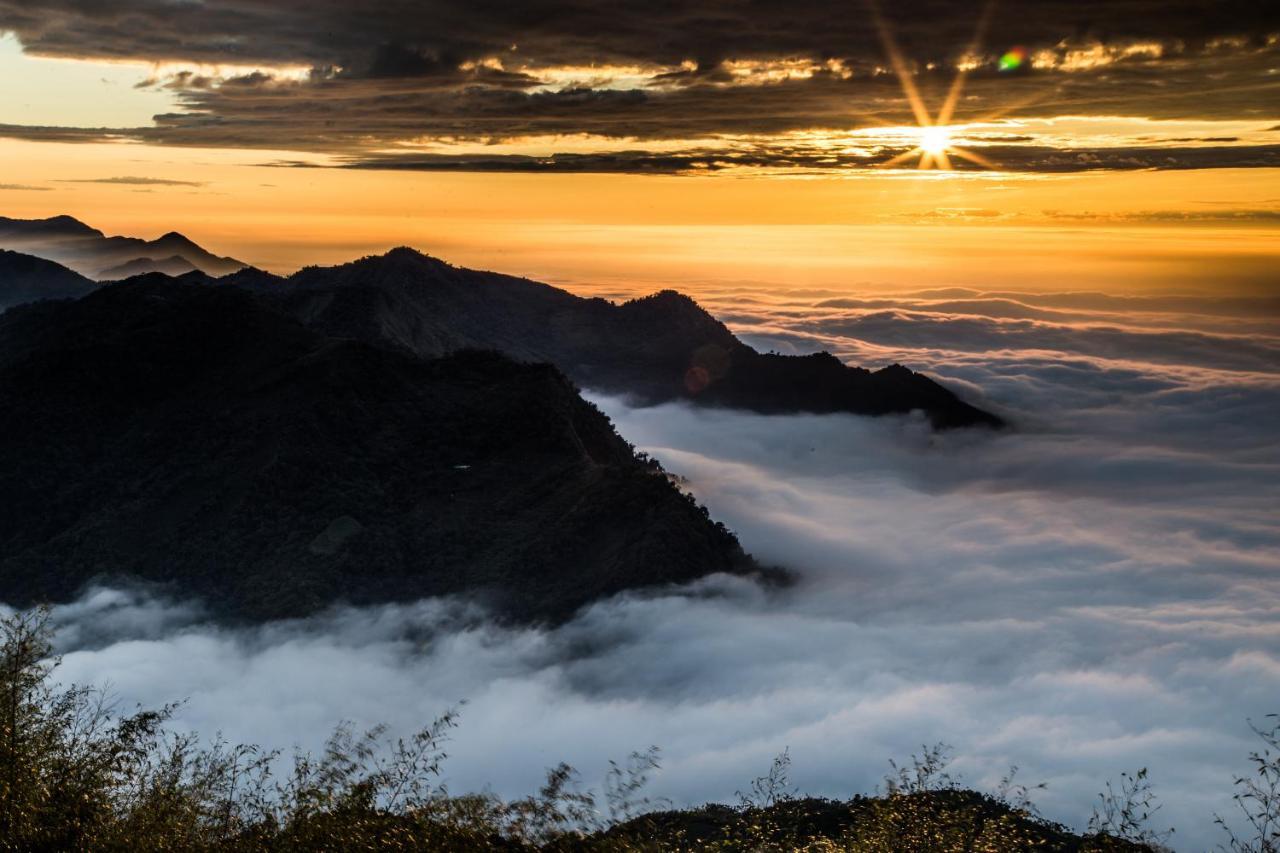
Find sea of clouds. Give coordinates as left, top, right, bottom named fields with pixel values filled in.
left=19, top=284, right=1280, bottom=849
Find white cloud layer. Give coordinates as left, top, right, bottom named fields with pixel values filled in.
left=16, top=286, right=1280, bottom=850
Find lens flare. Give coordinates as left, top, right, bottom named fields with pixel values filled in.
left=998, top=46, right=1027, bottom=71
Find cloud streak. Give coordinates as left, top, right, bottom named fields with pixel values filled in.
left=285, top=143, right=1280, bottom=175
left=6, top=1, right=1276, bottom=72
left=56, top=175, right=206, bottom=186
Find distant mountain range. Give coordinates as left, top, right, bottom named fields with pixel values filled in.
left=0, top=280, right=758, bottom=622
left=98, top=254, right=199, bottom=279
left=0, top=215, right=245, bottom=280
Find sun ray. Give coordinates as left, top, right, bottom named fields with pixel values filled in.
left=882, top=147, right=924, bottom=168
left=867, top=0, right=934, bottom=130
left=950, top=146, right=1000, bottom=170
left=937, top=0, right=998, bottom=127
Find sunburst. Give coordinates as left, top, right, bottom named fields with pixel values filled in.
left=868, top=0, right=1003, bottom=172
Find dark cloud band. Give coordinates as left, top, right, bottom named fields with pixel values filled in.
left=0, top=1, right=1277, bottom=170
left=305, top=143, right=1280, bottom=174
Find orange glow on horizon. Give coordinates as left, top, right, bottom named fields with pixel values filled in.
left=0, top=137, right=1275, bottom=298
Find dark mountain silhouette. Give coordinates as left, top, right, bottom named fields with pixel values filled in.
left=0, top=214, right=100, bottom=239
left=0, top=280, right=758, bottom=623
left=251, top=248, right=1002, bottom=428
left=0, top=228, right=1001, bottom=426
left=98, top=254, right=198, bottom=279
left=0, top=250, right=97, bottom=311
left=0, top=215, right=246, bottom=279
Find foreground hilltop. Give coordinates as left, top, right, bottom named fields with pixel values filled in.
left=0, top=280, right=756, bottom=622
left=246, top=247, right=1002, bottom=428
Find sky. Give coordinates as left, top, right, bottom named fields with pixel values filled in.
left=0, top=1, right=1277, bottom=290
left=1, top=2, right=1279, bottom=848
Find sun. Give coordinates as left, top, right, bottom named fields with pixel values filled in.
left=919, top=126, right=952, bottom=156
left=880, top=119, right=999, bottom=173
left=902, top=124, right=963, bottom=170
left=869, top=0, right=1002, bottom=172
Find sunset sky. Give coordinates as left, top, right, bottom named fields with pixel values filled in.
left=0, top=1, right=1276, bottom=295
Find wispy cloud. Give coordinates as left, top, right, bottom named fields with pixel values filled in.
left=1043, top=208, right=1280, bottom=223
left=57, top=175, right=206, bottom=187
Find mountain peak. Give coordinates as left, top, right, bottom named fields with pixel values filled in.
left=620, top=289, right=713, bottom=321
left=379, top=246, right=450, bottom=267
left=294, top=246, right=456, bottom=286
left=320, top=246, right=451, bottom=274
left=0, top=214, right=104, bottom=239
left=385, top=245, right=427, bottom=258
left=154, top=231, right=199, bottom=247
left=632, top=288, right=697, bottom=306
left=46, top=215, right=96, bottom=232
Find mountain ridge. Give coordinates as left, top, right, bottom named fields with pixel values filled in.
left=0, top=249, right=98, bottom=310
left=98, top=254, right=199, bottom=279
left=0, top=231, right=1003, bottom=427
left=256, top=246, right=1003, bottom=429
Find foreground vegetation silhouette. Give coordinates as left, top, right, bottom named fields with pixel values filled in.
left=0, top=608, right=1275, bottom=852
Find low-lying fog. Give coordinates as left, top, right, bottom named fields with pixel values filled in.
left=21, top=286, right=1280, bottom=849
